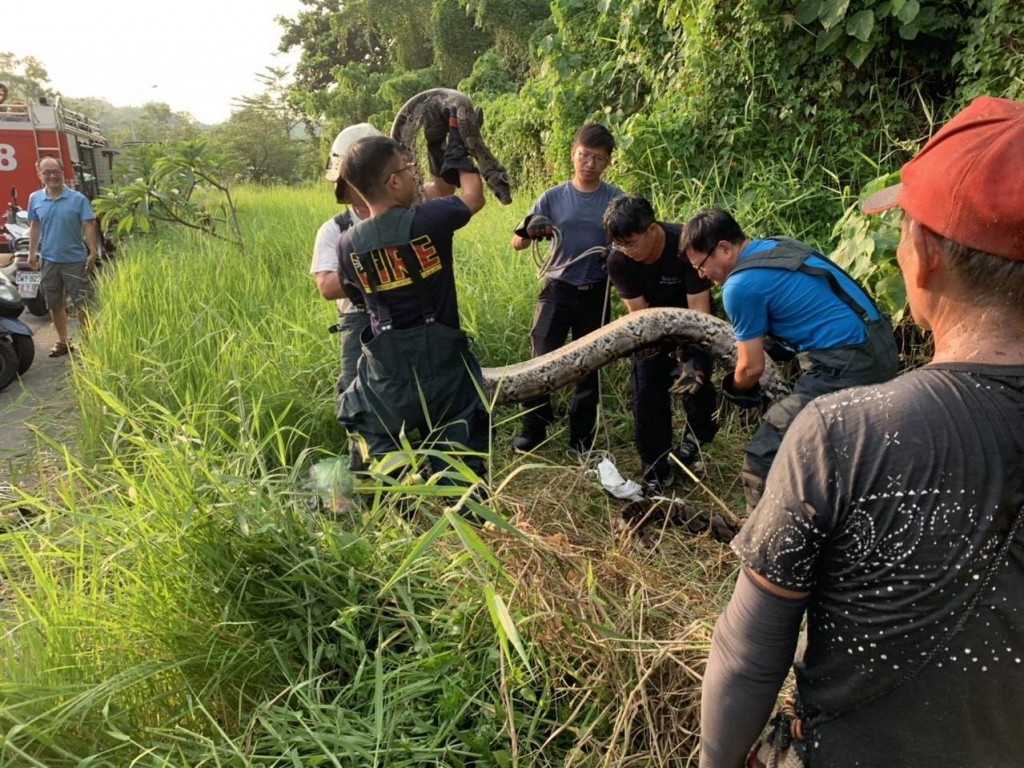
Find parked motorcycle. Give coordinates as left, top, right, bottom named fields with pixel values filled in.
left=1, top=209, right=48, bottom=317
left=0, top=270, right=34, bottom=391
left=12, top=254, right=47, bottom=318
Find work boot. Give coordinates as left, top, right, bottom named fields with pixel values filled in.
left=512, top=425, right=546, bottom=453
left=674, top=432, right=705, bottom=475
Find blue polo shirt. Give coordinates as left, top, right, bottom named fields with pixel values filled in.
left=27, top=186, right=95, bottom=263
left=723, top=239, right=878, bottom=350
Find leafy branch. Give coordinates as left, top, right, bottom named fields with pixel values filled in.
left=92, top=139, right=244, bottom=249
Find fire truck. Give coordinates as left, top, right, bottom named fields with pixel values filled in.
left=0, top=94, right=116, bottom=215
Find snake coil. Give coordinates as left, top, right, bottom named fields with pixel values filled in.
left=391, top=88, right=513, bottom=206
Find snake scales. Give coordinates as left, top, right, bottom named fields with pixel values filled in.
left=479, top=307, right=790, bottom=406
left=391, top=90, right=787, bottom=407
left=391, top=88, right=513, bottom=205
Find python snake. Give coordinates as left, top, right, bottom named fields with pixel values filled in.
left=392, top=90, right=786, bottom=406
left=391, top=88, right=513, bottom=206
left=479, top=307, right=789, bottom=406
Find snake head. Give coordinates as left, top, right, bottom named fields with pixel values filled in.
left=485, top=169, right=513, bottom=205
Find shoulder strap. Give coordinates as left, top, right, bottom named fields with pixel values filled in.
left=732, top=238, right=877, bottom=324
left=347, top=208, right=436, bottom=330
left=333, top=209, right=354, bottom=232
left=334, top=209, right=364, bottom=309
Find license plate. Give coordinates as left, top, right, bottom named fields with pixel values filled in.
left=16, top=271, right=41, bottom=299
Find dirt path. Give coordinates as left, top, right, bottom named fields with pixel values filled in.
left=0, top=313, right=78, bottom=475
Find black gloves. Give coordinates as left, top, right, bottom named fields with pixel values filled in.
left=721, top=371, right=764, bottom=409
left=669, top=359, right=706, bottom=395
left=423, top=102, right=448, bottom=179
left=525, top=214, right=555, bottom=240
left=513, top=213, right=555, bottom=240
left=438, top=108, right=479, bottom=187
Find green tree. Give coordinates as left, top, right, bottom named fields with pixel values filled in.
left=277, top=0, right=433, bottom=100
left=107, top=102, right=200, bottom=148
left=277, top=0, right=390, bottom=98
left=0, top=53, right=53, bottom=101
left=431, top=0, right=494, bottom=84
left=94, top=139, right=243, bottom=246
left=213, top=96, right=304, bottom=184
left=461, top=0, right=551, bottom=82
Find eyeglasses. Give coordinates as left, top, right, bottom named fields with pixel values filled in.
left=613, top=228, right=649, bottom=256
left=692, top=244, right=720, bottom=273
left=576, top=150, right=610, bottom=168
left=40, top=169, right=63, bottom=177
left=389, top=161, right=416, bottom=180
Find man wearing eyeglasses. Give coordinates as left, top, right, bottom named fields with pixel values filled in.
left=509, top=123, right=624, bottom=454
left=313, top=122, right=456, bottom=397
left=334, top=116, right=489, bottom=483
left=681, top=208, right=898, bottom=513
left=27, top=156, right=100, bottom=357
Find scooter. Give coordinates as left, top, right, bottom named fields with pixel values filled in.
left=1, top=208, right=48, bottom=318
left=12, top=246, right=48, bottom=318
left=0, top=270, right=34, bottom=391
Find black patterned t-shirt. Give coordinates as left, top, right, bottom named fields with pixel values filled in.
left=733, top=364, right=1024, bottom=767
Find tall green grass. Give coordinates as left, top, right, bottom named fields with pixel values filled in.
left=0, top=184, right=755, bottom=766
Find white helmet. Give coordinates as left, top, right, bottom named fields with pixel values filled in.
left=325, top=123, right=383, bottom=182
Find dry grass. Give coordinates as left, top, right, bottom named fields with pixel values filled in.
left=466, top=415, right=748, bottom=765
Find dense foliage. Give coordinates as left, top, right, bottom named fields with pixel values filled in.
left=277, top=0, right=1021, bottom=192
left=271, top=0, right=1020, bottom=319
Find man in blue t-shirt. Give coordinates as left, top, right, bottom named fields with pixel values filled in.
left=681, top=208, right=898, bottom=511
left=27, top=156, right=100, bottom=357
left=509, top=123, right=624, bottom=454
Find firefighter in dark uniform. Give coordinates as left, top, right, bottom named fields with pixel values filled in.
left=335, top=116, right=488, bottom=481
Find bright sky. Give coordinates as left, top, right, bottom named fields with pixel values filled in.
left=8, top=0, right=306, bottom=124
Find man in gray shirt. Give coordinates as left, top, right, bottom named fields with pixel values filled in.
left=509, top=123, right=623, bottom=453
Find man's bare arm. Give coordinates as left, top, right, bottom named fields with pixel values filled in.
left=733, top=337, right=766, bottom=390
left=622, top=296, right=648, bottom=313
left=84, top=219, right=100, bottom=268
left=459, top=169, right=485, bottom=215
left=28, top=220, right=41, bottom=266
left=314, top=271, right=345, bottom=300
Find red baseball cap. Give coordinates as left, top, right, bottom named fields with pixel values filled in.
left=862, top=96, right=1024, bottom=261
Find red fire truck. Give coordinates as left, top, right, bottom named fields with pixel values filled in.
left=0, top=94, right=116, bottom=215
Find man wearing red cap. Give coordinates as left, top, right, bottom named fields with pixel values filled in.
left=699, top=96, right=1024, bottom=767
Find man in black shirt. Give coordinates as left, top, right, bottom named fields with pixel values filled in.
left=336, top=120, right=488, bottom=481
left=603, top=195, right=718, bottom=490
left=699, top=97, right=1024, bottom=768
